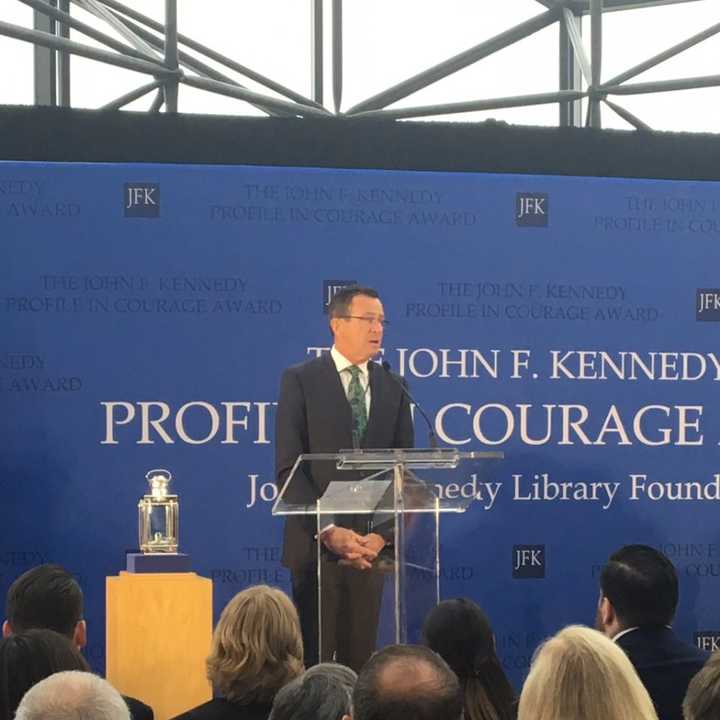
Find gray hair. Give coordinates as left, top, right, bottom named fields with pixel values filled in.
left=15, top=670, right=131, bottom=720
left=269, top=663, right=357, bottom=720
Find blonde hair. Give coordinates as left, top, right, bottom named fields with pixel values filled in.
left=683, top=651, right=720, bottom=720
left=518, top=625, right=658, bottom=720
left=206, top=585, right=303, bottom=704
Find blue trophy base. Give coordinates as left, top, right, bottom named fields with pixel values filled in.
left=126, top=552, right=191, bottom=573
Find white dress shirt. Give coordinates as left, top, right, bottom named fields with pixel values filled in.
left=319, top=347, right=372, bottom=538
left=612, top=627, right=640, bottom=643
left=612, top=625, right=670, bottom=643
left=330, top=346, right=371, bottom=414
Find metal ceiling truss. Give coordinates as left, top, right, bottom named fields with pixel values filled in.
left=0, top=0, right=715, bottom=129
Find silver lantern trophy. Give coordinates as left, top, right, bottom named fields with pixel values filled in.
left=138, top=469, right=179, bottom=553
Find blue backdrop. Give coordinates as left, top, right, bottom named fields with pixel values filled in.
left=2, top=161, right=719, bottom=684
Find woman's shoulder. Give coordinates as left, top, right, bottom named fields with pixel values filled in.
left=170, top=698, right=272, bottom=720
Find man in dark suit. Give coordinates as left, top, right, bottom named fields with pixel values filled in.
left=3, top=564, right=154, bottom=720
left=275, top=285, right=414, bottom=671
left=595, top=544, right=708, bottom=720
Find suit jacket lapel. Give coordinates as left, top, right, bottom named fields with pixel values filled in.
left=363, top=361, right=383, bottom=447
left=321, top=353, right=354, bottom=440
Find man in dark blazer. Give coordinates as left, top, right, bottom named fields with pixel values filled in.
left=596, top=544, right=708, bottom=720
left=275, top=285, right=414, bottom=671
left=4, top=564, right=154, bottom=720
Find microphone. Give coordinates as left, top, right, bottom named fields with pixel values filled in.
left=381, top=360, right=438, bottom=449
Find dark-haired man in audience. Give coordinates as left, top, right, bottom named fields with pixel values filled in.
left=3, top=564, right=153, bottom=720
left=353, top=645, right=462, bottom=720
left=596, top=544, right=707, bottom=720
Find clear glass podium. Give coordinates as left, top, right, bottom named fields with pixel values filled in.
left=272, top=448, right=503, bottom=659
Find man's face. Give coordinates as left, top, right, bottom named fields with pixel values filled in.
left=332, top=294, right=385, bottom=364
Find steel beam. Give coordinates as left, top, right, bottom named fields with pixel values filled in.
left=352, top=90, right=585, bottom=120
left=579, top=0, right=702, bottom=12
left=311, top=0, right=323, bottom=104
left=57, top=0, right=70, bottom=106
left=101, top=9, right=301, bottom=117
left=33, top=4, right=56, bottom=106
left=587, top=0, right=602, bottom=128
left=149, top=87, right=164, bottom=112
left=347, top=7, right=562, bottom=114
left=101, top=78, right=162, bottom=110
left=163, top=0, right=178, bottom=112
left=559, top=8, right=583, bottom=126
left=94, top=0, right=324, bottom=109
left=4, top=0, right=718, bottom=127
left=180, top=75, right=331, bottom=118
left=0, top=19, right=178, bottom=77
left=604, top=21, right=720, bottom=87
left=332, top=0, right=342, bottom=113
left=75, top=0, right=161, bottom=59
left=562, top=8, right=591, bottom=84
left=20, top=0, right=161, bottom=60
left=603, top=98, right=651, bottom=129
left=606, top=73, right=720, bottom=95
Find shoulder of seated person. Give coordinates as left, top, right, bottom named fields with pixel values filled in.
left=123, top=695, right=154, bottom=720
left=169, top=698, right=270, bottom=720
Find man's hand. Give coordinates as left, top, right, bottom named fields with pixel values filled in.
left=362, top=532, right=386, bottom=558
left=321, top=527, right=375, bottom=564
left=337, top=532, right=386, bottom=571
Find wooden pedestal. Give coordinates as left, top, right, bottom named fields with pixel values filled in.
left=107, top=572, right=213, bottom=720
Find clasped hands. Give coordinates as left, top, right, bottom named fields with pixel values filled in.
left=321, top=526, right=385, bottom=570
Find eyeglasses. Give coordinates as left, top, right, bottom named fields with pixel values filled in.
left=337, top=315, right=390, bottom=328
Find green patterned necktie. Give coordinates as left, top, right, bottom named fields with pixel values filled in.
left=347, top=365, right=368, bottom=441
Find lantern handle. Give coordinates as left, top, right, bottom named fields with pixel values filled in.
left=145, top=468, right=172, bottom=481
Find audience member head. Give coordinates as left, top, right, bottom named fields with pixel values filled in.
left=518, top=625, right=657, bottom=720
left=3, top=564, right=86, bottom=649
left=423, top=598, right=516, bottom=720
left=0, top=629, right=90, bottom=720
left=269, top=663, right=356, bottom=720
left=15, top=670, right=131, bottom=720
left=206, top=585, right=303, bottom=705
left=14, top=670, right=129, bottom=720
left=597, top=544, right=678, bottom=637
left=683, top=651, right=720, bottom=720
left=353, top=644, right=462, bottom=720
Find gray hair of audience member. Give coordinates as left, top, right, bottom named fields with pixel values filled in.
left=15, top=670, right=130, bottom=720
left=269, top=663, right=357, bottom=720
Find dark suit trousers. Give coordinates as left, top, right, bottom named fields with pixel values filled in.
left=291, top=559, right=385, bottom=672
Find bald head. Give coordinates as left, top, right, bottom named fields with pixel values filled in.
left=15, top=670, right=130, bottom=720
left=353, top=645, right=462, bottom=720
left=374, top=654, right=443, bottom=695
